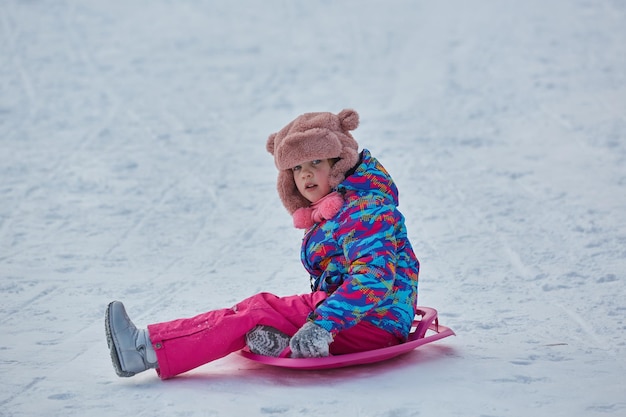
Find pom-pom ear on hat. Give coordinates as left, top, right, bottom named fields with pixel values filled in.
left=338, top=108, right=359, bottom=131
left=267, top=109, right=360, bottom=214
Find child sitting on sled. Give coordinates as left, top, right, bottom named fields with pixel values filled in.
left=105, top=108, right=420, bottom=380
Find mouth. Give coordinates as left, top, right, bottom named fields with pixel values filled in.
left=305, top=183, right=317, bottom=190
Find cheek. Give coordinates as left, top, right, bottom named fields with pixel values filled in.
left=320, top=177, right=332, bottom=192
left=294, top=175, right=306, bottom=191
left=323, top=168, right=334, bottom=186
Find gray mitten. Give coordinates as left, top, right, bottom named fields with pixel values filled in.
left=289, top=322, right=333, bottom=358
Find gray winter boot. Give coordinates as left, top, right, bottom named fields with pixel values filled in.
left=105, top=301, right=158, bottom=377
left=246, top=325, right=290, bottom=357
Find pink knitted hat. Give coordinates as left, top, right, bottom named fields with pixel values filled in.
left=266, top=109, right=360, bottom=214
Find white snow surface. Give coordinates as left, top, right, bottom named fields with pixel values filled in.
left=1, top=0, right=625, bottom=416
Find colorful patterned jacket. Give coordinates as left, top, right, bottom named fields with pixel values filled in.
left=303, top=149, right=419, bottom=340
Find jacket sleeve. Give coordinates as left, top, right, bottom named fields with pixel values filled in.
left=309, top=198, right=398, bottom=335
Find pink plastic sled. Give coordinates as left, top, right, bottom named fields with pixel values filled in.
left=240, top=307, right=455, bottom=370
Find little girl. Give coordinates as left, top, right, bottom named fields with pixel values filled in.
left=105, top=109, right=420, bottom=379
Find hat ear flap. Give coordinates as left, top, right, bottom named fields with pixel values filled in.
left=277, top=170, right=311, bottom=214
left=266, top=133, right=277, bottom=155
left=329, top=147, right=359, bottom=189
left=338, top=109, right=359, bottom=132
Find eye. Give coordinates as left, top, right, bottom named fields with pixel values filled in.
left=311, top=160, right=322, bottom=165
left=292, top=165, right=301, bottom=172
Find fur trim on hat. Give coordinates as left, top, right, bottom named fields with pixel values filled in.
left=267, top=109, right=360, bottom=214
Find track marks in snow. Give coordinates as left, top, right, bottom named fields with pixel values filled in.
left=0, top=2, right=122, bottom=266
left=398, top=125, right=624, bottom=368
left=0, top=376, right=46, bottom=407
left=0, top=285, right=58, bottom=324
left=0, top=1, right=37, bottom=112
left=103, top=178, right=181, bottom=257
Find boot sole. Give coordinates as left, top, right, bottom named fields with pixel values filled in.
left=105, top=301, right=137, bottom=377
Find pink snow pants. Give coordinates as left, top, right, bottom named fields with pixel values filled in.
left=147, top=291, right=400, bottom=379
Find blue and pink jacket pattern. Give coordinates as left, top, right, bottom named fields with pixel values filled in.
left=303, top=149, right=420, bottom=340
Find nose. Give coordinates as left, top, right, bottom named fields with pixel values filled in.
left=300, top=167, right=313, bottom=178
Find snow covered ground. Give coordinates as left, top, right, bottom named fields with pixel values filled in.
left=1, top=0, right=625, bottom=416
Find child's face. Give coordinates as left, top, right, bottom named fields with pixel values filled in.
left=292, top=159, right=334, bottom=203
